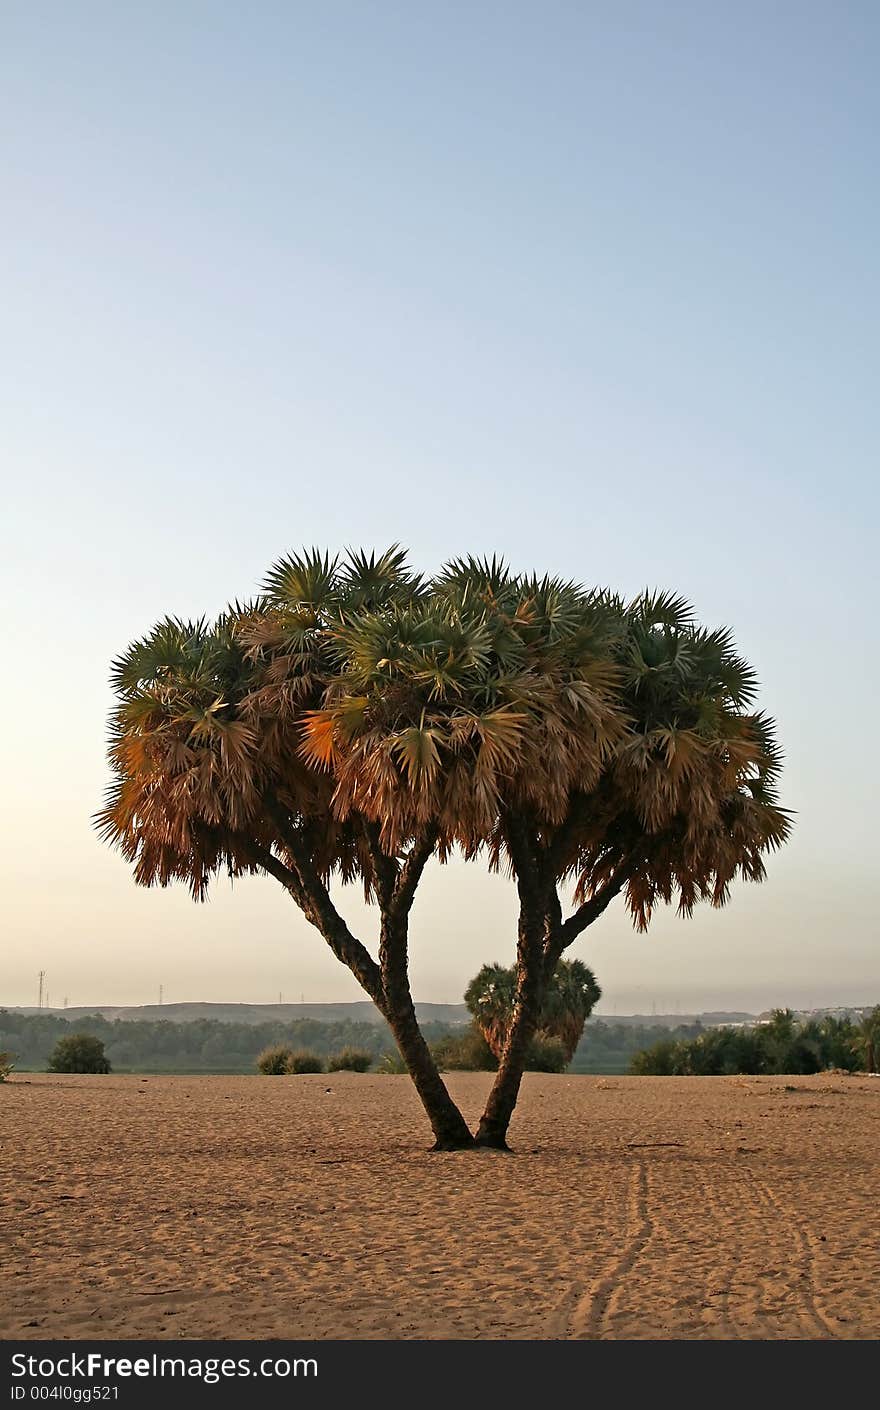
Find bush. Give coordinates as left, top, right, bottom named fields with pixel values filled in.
left=377, top=1049, right=408, bottom=1074
left=630, top=1037, right=682, bottom=1075
left=48, top=1034, right=111, bottom=1074
left=257, top=1044, right=293, bottom=1075
left=0, top=1051, right=14, bottom=1081
left=327, top=1047, right=372, bottom=1072
left=525, top=1033, right=568, bottom=1072
left=288, top=1050, right=324, bottom=1074
left=431, top=1024, right=497, bottom=1071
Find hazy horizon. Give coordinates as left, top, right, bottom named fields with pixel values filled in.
left=3, top=4, right=877, bottom=1016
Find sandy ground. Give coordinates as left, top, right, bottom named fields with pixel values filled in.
left=2, top=1071, right=878, bottom=1341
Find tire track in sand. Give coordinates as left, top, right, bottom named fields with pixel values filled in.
left=554, top=1160, right=652, bottom=1340
left=744, top=1167, right=838, bottom=1339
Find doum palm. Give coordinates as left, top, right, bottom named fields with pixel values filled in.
left=99, top=548, right=790, bottom=1149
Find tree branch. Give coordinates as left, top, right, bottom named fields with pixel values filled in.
left=552, top=859, right=636, bottom=959
left=361, top=818, right=399, bottom=911
left=247, top=826, right=384, bottom=1008
left=244, top=839, right=309, bottom=910
left=391, top=824, right=438, bottom=918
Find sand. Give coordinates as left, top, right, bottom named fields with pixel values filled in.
left=2, top=1071, right=877, bottom=1341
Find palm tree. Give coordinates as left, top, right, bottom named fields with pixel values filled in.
left=100, top=547, right=790, bottom=1151
left=464, top=964, right=518, bottom=1061
left=854, top=1007, right=880, bottom=1073
left=540, top=959, right=602, bottom=1063
left=466, top=958, right=601, bottom=1064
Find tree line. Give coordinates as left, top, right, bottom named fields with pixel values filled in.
left=1, top=1007, right=683, bottom=1076
left=0, top=1010, right=448, bottom=1073
left=630, top=1008, right=880, bottom=1076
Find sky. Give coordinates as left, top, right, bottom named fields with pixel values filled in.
left=2, top=1, right=877, bottom=1015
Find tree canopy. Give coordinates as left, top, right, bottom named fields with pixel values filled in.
left=48, top=1033, right=111, bottom=1075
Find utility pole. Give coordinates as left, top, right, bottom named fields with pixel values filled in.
left=38, top=971, right=45, bottom=1010
left=159, top=984, right=163, bottom=1006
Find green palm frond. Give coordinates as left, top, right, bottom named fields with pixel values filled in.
left=262, top=548, right=339, bottom=609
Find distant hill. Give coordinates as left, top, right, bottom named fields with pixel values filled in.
left=591, top=1011, right=755, bottom=1028
left=7, top=1000, right=472, bottom=1028
left=6, top=1001, right=758, bottom=1029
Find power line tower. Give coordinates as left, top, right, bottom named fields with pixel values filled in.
left=38, top=970, right=45, bottom=1010
left=159, top=984, right=163, bottom=1006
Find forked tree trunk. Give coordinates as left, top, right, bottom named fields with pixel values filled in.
left=250, top=834, right=474, bottom=1150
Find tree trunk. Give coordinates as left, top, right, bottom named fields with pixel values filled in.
left=383, top=996, right=475, bottom=1150
left=476, top=854, right=634, bottom=1147
left=474, top=911, right=546, bottom=1150
left=380, top=913, right=474, bottom=1151
left=250, top=835, right=474, bottom=1149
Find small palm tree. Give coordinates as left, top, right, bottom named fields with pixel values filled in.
left=466, top=959, right=601, bottom=1065
left=464, top=965, right=519, bottom=1060
left=539, top=959, right=602, bottom=1063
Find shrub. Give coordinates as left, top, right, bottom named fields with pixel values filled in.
left=48, top=1034, right=111, bottom=1074
left=525, top=1033, right=567, bottom=1072
left=377, top=1049, right=408, bottom=1074
left=257, top=1044, right=293, bottom=1075
left=327, top=1047, right=372, bottom=1072
left=630, top=1037, right=681, bottom=1075
left=431, top=1024, right=497, bottom=1071
left=0, top=1051, right=14, bottom=1081
left=288, top=1050, right=324, bottom=1074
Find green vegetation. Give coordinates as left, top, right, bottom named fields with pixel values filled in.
left=48, top=1033, right=111, bottom=1074
left=0, top=1010, right=449, bottom=1075
left=99, top=548, right=789, bottom=1150
left=257, top=1044, right=326, bottom=1074
left=855, top=1009, right=880, bottom=1073
left=430, top=1025, right=497, bottom=1071
left=288, top=1050, right=325, bottom=1074
left=522, top=1033, right=568, bottom=1072
left=327, top=1047, right=373, bottom=1072
left=570, top=1021, right=702, bottom=1074
left=257, top=1044, right=294, bottom=1075
left=6, top=1009, right=873, bottom=1079
left=465, top=958, right=601, bottom=1069
left=630, top=1008, right=880, bottom=1075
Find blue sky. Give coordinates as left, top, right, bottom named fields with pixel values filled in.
left=2, top=2, right=877, bottom=1012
